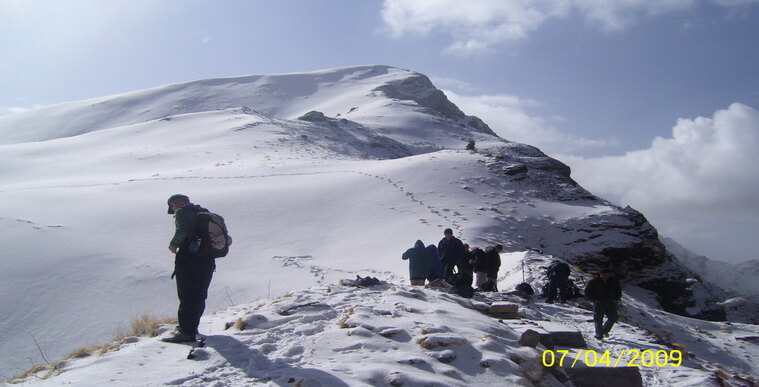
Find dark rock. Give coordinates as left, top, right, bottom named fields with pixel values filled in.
left=549, top=331, right=587, bottom=348
left=297, top=110, right=328, bottom=122
left=518, top=329, right=542, bottom=348
left=565, top=366, right=643, bottom=387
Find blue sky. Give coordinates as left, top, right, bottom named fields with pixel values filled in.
left=1, top=0, right=758, bottom=263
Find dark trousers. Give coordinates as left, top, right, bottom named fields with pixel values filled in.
left=175, top=255, right=215, bottom=336
left=593, top=301, right=618, bottom=336
left=547, top=276, right=568, bottom=302
left=442, top=258, right=456, bottom=279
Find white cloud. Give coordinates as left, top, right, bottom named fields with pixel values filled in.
left=381, top=0, right=759, bottom=54
left=381, top=0, right=558, bottom=55
left=0, top=106, right=33, bottom=116
left=442, top=88, right=615, bottom=155
left=564, top=103, right=759, bottom=262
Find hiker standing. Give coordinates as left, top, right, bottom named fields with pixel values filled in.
left=402, top=240, right=431, bottom=286
left=481, top=244, right=503, bottom=291
left=456, top=244, right=475, bottom=287
left=164, top=194, right=216, bottom=343
left=426, top=244, right=443, bottom=282
left=472, top=247, right=489, bottom=288
left=584, top=269, right=622, bottom=340
left=437, top=228, right=465, bottom=279
left=546, top=260, right=571, bottom=303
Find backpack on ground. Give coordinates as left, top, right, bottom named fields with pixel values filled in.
left=456, top=285, right=475, bottom=298
left=515, top=282, right=535, bottom=295
left=447, top=273, right=469, bottom=288
left=190, top=211, right=233, bottom=258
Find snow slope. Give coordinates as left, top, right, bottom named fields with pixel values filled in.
left=8, top=253, right=759, bottom=386
left=0, top=65, right=754, bottom=384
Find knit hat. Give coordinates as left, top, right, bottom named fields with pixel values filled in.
left=167, top=194, right=189, bottom=214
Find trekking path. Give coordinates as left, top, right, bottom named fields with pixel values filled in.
left=497, top=251, right=759, bottom=386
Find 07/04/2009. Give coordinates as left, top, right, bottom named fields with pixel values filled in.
left=542, top=349, right=683, bottom=368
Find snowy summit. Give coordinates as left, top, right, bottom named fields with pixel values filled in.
left=0, top=65, right=756, bottom=386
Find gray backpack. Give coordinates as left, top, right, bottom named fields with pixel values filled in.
left=189, top=212, right=232, bottom=258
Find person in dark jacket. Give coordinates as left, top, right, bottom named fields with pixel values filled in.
left=426, top=244, right=443, bottom=282
left=403, top=240, right=431, bottom=286
left=545, top=260, right=571, bottom=304
left=455, top=244, right=474, bottom=287
left=438, top=228, right=465, bottom=279
left=584, top=269, right=622, bottom=340
left=164, top=194, right=216, bottom=343
left=472, top=247, right=488, bottom=288
left=480, top=245, right=503, bottom=292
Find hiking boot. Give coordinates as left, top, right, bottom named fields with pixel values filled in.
left=161, top=332, right=196, bottom=343
left=594, top=334, right=603, bottom=340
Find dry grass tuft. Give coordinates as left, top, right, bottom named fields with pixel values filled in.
left=66, top=345, right=99, bottom=359
left=10, top=363, right=49, bottom=382
left=338, top=307, right=356, bottom=328
left=416, top=337, right=434, bottom=349
left=8, top=313, right=175, bottom=384
left=114, top=313, right=176, bottom=340
left=131, top=314, right=174, bottom=337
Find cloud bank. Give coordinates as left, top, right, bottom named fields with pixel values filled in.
left=565, top=103, right=759, bottom=262
left=381, top=0, right=759, bottom=54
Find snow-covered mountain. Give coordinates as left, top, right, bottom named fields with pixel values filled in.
left=1, top=65, right=755, bottom=385
left=663, top=237, right=759, bottom=298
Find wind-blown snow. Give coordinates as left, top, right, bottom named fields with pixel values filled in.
left=1, top=65, right=756, bottom=385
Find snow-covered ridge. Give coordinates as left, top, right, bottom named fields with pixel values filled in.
left=0, top=65, right=493, bottom=148
left=663, top=237, right=759, bottom=301
left=0, top=65, right=751, bottom=380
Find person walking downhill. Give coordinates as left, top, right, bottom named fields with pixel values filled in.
left=164, top=194, right=217, bottom=343
left=402, top=240, right=431, bottom=286
left=584, top=268, right=622, bottom=340
left=437, top=228, right=465, bottom=280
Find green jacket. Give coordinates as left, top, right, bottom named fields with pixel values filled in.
left=170, top=204, right=207, bottom=248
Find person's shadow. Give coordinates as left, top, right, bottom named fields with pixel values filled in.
left=204, top=335, right=350, bottom=386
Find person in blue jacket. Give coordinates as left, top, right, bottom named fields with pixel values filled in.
left=402, top=240, right=431, bottom=286
left=426, top=244, right=443, bottom=282
left=546, top=260, right=571, bottom=304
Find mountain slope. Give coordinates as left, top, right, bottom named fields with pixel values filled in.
left=0, top=65, right=745, bottom=381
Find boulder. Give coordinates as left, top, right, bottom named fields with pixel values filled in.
left=565, top=366, right=643, bottom=387
left=518, top=329, right=542, bottom=348
left=490, top=302, right=520, bottom=319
